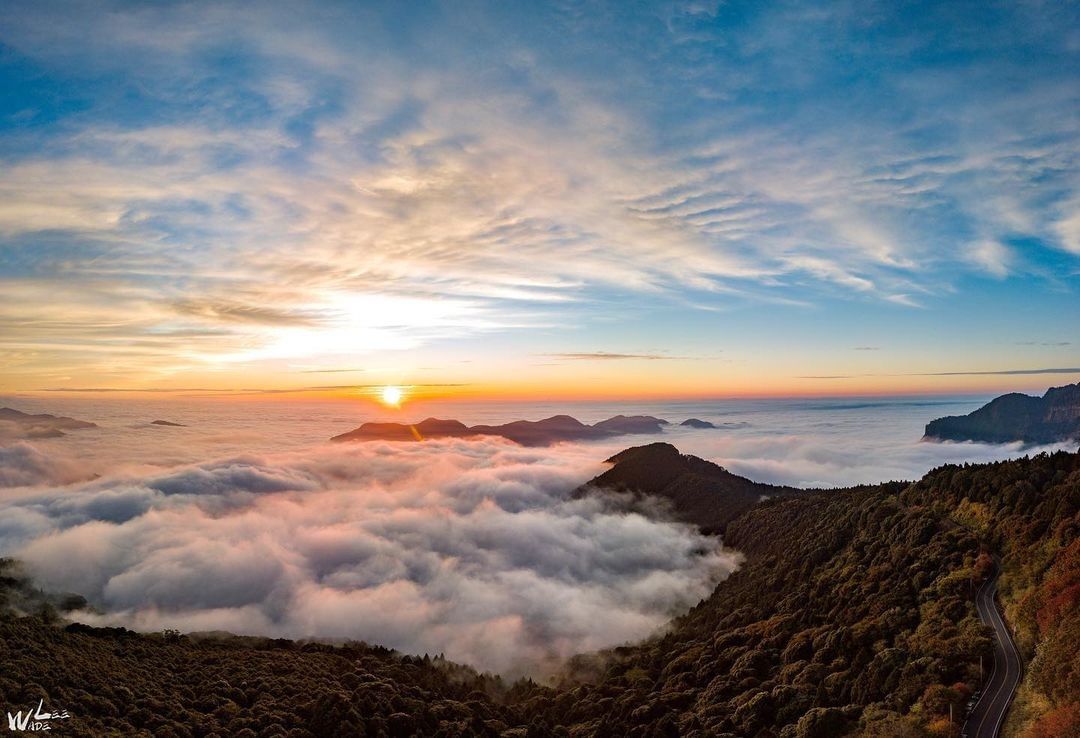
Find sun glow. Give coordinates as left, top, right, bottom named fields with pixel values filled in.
left=380, top=385, right=404, bottom=407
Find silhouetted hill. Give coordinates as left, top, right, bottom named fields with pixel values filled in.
left=924, top=382, right=1080, bottom=445
left=0, top=407, right=97, bottom=439
left=469, top=415, right=597, bottom=446
left=680, top=418, right=716, bottom=429
left=332, top=414, right=698, bottom=447
left=578, top=442, right=802, bottom=534
left=592, top=415, right=669, bottom=434
left=332, top=417, right=469, bottom=442
left=151, top=419, right=186, bottom=427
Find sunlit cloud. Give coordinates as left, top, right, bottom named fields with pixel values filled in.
left=967, top=240, right=1013, bottom=278
left=0, top=0, right=1076, bottom=390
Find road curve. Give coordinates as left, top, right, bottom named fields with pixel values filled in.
left=963, top=564, right=1023, bottom=738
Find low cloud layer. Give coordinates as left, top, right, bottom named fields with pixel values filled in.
left=0, top=442, right=89, bottom=488
left=0, top=438, right=736, bottom=676
left=671, top=430, right=1074, bottom=488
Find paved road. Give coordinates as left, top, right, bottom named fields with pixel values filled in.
left=962, top=565, right=1023, bottom=738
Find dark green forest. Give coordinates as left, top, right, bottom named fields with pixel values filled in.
left=1, top=451, right=1076, bottom=737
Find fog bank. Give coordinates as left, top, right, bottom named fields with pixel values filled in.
left=0, top=438, right=738, bottom=676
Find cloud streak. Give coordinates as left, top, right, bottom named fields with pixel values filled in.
left=38, top=383, right=469, bottom=394
left=545, top=352, right=699, bottom=361
left=800, top=367, right=1080, bottom=379
left=912, top=368, right=1080, bottom=377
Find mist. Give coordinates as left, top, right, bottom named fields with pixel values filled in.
left=668, top=430, right=1074, bottom=488
left=0, top=437, right=738, bottom=677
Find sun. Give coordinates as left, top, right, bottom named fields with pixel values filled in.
left=379, top=385, right=404, bottom=407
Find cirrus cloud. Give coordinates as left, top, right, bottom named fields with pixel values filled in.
left=0, top=0, right=1076, bottom=387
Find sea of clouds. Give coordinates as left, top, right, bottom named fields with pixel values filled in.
left=0, top=437, right=737, bottom=677
left=1, top=395, right=1072, bottom=677
left=668, top=430, right=1073, bottom=488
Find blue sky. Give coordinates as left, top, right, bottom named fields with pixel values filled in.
left=0, top=0, right=1077, bottom=397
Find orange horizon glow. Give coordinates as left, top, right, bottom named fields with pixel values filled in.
left=6, top=371, right=1078, bottom=406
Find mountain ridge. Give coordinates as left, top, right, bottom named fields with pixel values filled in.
left=924, top=382, right=1080, bottom=445
left=0, top=407, right=98, bottom=439
left=331, top=414, right=691, bottom=447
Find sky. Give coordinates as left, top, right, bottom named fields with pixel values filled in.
left=0, top=0, right=1078, bottom=400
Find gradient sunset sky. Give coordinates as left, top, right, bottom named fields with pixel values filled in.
left=1, top=1, right=1078, bottom=400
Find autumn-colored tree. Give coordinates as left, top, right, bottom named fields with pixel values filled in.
left=926, top=717, right=959, bottom=737
left=1023, top=702, right=1080, bottom=738
left=919, top=684, right=959, bottom=718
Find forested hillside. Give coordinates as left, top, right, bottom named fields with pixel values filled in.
left=901, top=453, right=1080, bottom=737
left=1, top=558, right=517, bottom=737
left=517, top=479, right=994, bottom=737
left=0, top=452, right=1076, bottom=737
left=519, top=451, right=1076, bottom=738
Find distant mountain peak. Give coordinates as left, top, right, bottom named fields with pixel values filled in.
left=924, top=382, right=1080, bottom=445
left=331, top=414, right=713, bottom=447
left=0, top=407, right=97, bottom=440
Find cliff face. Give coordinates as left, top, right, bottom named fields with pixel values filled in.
left=924, top=383, right=1080, bottom=445
left=1043, top=384, right=1080, bottom=424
